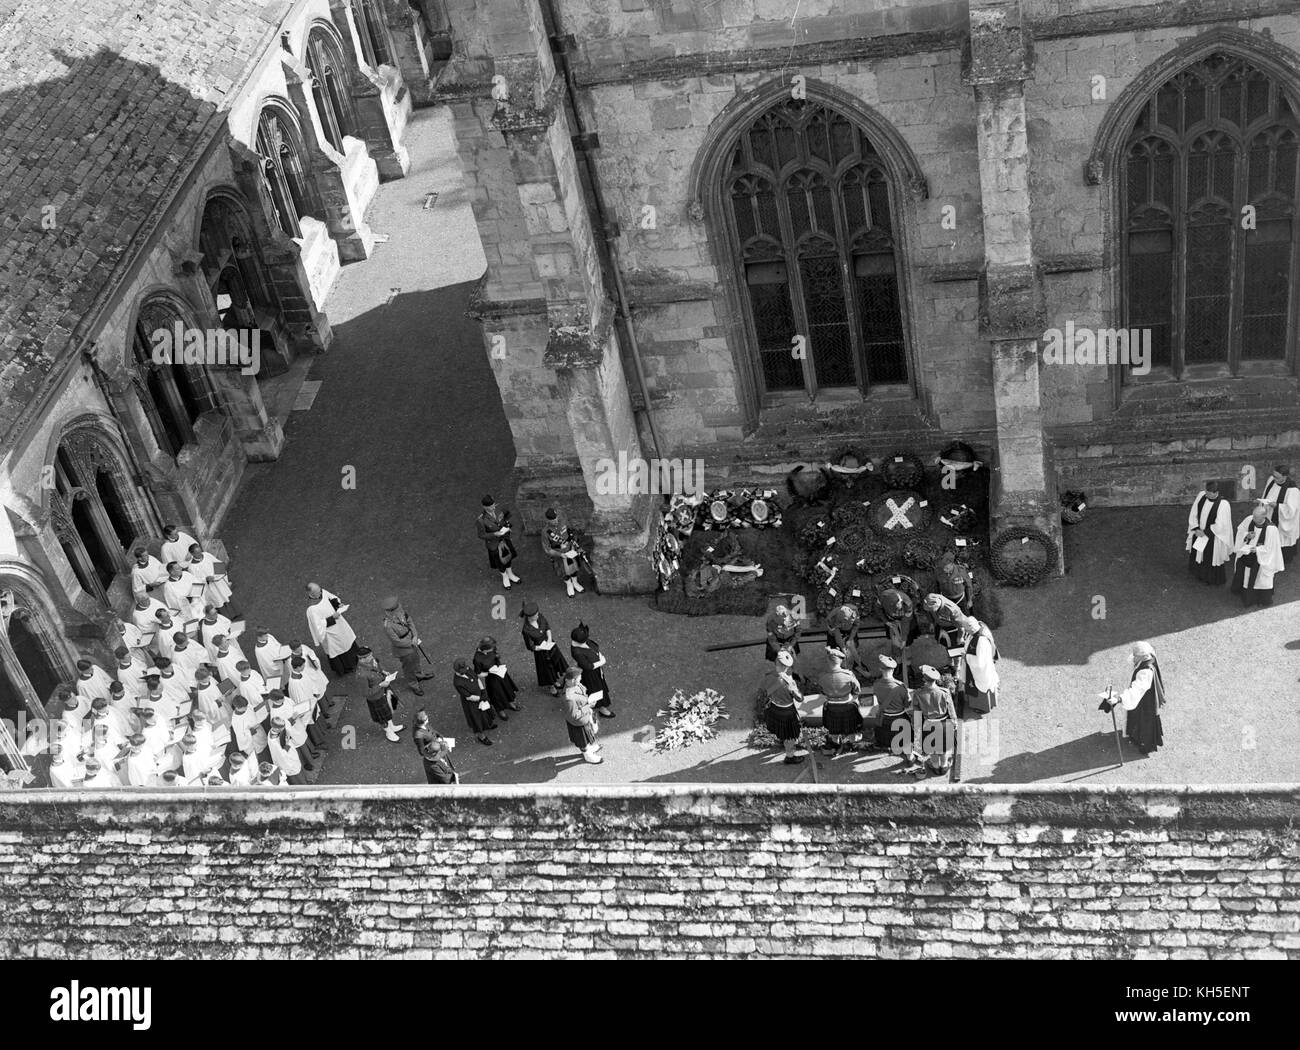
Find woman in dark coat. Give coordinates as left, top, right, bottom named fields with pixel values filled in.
left=453, top=657, right=496, bottom=745
left=473, top=636, right=520, bottom=718
left=569, top=622, right=614, bottom=718
left=520, top=600, right=568, bottom=696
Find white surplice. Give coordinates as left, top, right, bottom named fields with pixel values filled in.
left=1261, top=478, right=1300, bottom=550
left=306, top=590, right=356, bottom=658
left=1186, top=491, right=1234, bottom=566
left=161, top=531, right=198, bottom=571
left=1234, top=518, right=1285, bottom=589
left=187, top=552, right=232, bottom=608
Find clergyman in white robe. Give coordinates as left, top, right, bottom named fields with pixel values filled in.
left=187, top=549, right=233, bottom=609
left=1186, top=483, right=1233, bottom=585
left=1231, top=503, right=1285, bottom=607
left=305, top=585, right=359, bottom=676
left=1261, top=466, right=1300, bottom=565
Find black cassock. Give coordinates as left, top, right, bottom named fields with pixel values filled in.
left=570, top=641, right=612, bottom=710
left=522, top=615, right=568, bottom=690
left=454, top=671, right=496, bottom=733
left=472, top=647, right=518, bottom=713
left=1125, top=656, right=1165, bottom=755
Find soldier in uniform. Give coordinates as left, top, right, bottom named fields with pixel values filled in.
left=476, top=495, right=521, bottom=589
left=872, top=654, right=912, bottom=756
left=759, top=649, right=805, bottom=765
left=764, top=603, right=801, bottom=663
left=910, top=665, right=957, bottom=777
left=935, top=549, right=973, bottom=614
left=920, top=592, right=966, bottom=650
left=877, top=585, right=917, bottom=663
left=817, top=647, right=862, bottom=756
left=542, top=508, right=585, bottom=596
left=357, top=646, right=405, bottom=742
left=381, top=596, right=434, bottom=696
left=825, top=604, right=860, bottom=670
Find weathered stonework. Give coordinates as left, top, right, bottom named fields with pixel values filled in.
left=1, top=785, right=1295, bottom=960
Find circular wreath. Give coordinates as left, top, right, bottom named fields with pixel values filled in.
left=827, top=446, right=873, bottom=479
left=881, top=451, right=927, bottom=490
left=831, top=501, right=873, bottom=530
left=873, top=572, right=922, bottom=604
left=835, top=522, right=872, bottom=561
left=800, top=549, right=845, bottom=588
left=798, top=516, right=834, bottom=550
left=989, top=525, right=1058, bottom=587
left=1060, top=489, right=1087, bottom=526
left=937, top=502, right=979, bottom=534
left=902, top=537, right=940, bottom=571
left=867, top=489, right=933, bottom=537
left=855, top=539, right=894, bottom=575
left=945, top=537, right=982, bottom=566
left=814, top=587, right=842, bottom=621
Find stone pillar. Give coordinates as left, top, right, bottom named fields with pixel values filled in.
left=966, top=0, right=1063, bottom=571
left=435, top=0, right=657, bottom=591
left=228, top=140, right=334, bottom=354
left=379, top=0, right=439, bottom=108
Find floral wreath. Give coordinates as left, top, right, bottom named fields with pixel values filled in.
left=867, top=488, right=933, bottom=537
left=902, top=536, right=940, bottom=571
left=881, top=451, right=927, bottom=489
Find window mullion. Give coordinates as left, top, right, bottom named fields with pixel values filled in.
left=1173, top=148, right=1189, bottom=378
left=1228, top=142, right=1246, bottom=373
left=777, top=182, right=816, bottom=398
left=833, top=181, right=869, bottom=395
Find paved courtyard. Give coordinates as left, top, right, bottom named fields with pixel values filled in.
left=217, top=107, right=1300, bottom=789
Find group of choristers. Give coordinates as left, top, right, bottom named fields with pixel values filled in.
left=50, top=524, right=351, bottom=788
left=1187, top=466, right=1298, bottom=606
left=759, top=594, right=999, bottom=778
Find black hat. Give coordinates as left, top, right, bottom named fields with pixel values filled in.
left=355, top=646, right=372, bottom=658
left=453, top=657, right=471, bottom=674
left=481, top=495, right=494, bottom=507
left=520, top=600, right=539, bottom=617
left=570, top=622, right=589, bottom=643
left=545, top=508, right=558, bottom=520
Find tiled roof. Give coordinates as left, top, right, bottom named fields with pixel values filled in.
left=0, top=0, right=288, bottom=445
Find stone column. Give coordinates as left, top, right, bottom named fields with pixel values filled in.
left=966, top=0, right=1063, bottom=571
left=434, top=0, right=657, bottom=591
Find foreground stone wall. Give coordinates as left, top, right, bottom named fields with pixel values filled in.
left=0, top=785, right=1296, bottom=959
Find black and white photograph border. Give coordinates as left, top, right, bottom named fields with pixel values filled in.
left=0, top=0, right=1297, bottom=971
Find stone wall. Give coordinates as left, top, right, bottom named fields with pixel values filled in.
left=1, top=785, right=1295, bottom=959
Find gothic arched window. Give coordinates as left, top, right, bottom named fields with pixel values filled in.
left=307, top=25, right=357, bottom=152
left=1123, top=53, right=1299, bottom=377
left=353, top=0, right=392, bottom=68
left=256, top=107, right=318, bottom=238
left=726, top=99, right=909, bottom=398
left=131, top=298, right=216, bottom=456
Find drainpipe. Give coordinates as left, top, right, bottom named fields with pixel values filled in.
left=539, top=0, right=662, bottom=460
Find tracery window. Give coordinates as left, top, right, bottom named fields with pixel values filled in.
left=256, top=108, right=318, bottom=238
left=1123, top=53, right=1299, bottom=376
left=306, top=25, right=357, bottom=153
left=727, top=99, right=908, bottom=398
left=352, top=0, right=392, bottom=68
left=131, top=299, right=215, bottom=457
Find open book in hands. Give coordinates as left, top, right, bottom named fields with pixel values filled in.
left=534, top=639, right=555, bottom=651
left=588, top=689, right=604, bottom=704
left=489, top=664, right=508, bottom=678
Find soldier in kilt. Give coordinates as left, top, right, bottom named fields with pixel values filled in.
left=818, top=646, right=863, bottom=755
left=760, top=649, right=805, bottom=764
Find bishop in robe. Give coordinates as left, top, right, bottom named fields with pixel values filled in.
left=1100, top=641, right=1165, bottom=755
left=958, top=615, right=999, bottom=717
left=305, top=582, right=359, bottom=676
left=1231, top=500, right=1285, bottom=607
left=1186, top=479, right=1234, bottom=585
left=1261, top=464, right=1300, bottom=565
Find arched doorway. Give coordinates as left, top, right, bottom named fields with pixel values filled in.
left=200, top=193, right=290, bottom=377
left=130, top=296, right=220, bottom=458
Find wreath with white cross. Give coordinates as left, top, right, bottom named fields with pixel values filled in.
left=867, top=488, right=933, bottom=537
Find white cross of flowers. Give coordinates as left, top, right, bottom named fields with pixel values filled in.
left=883, top=496, right=916, bottom=529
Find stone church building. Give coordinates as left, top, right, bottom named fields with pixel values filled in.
left=433, top=0, right=1300, bottom=590
left=0, top=0, right=450, bottom=757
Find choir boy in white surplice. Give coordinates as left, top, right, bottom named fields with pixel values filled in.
left=287, top=640, right=329, bottom=698
left=131, top=595, right=168, bottom=633
left=214, top=638, right=246, bottom=688
left=1186, top=480, right=1234, bottom=585
left=1231, top=500, right=1285, bottom=607
left=73, top=659, right=114, bottom=704
left=285, top=657, right=324, bottom=727
left=160, top=525, right=199, bottom=571
left=130, top=546, right=168, bottom=598
left=162, top=563, right=204, bottom=622
left=147, top=663, right=191, bottom=721
left=168, top=632, right=208, bottom=686
left=81, top=757, right=121, bottom=789
left=305, top=582, right=360, bottom=676
left=186, top=544, right=233, bottom=610
left=111, top=646, right=150, bottom=697
left=226, top=750, right=258, bottom=786
left=191, top=668, right=231, bottom=730
left=253, top=627, right=288, bottom=682
left=199, top=606, right=242, bottom=664
left=150, top=609, right=180, bottom=660
left=230, top=694, right=268, bottom=760
left=48, top=744, right=84, bottom=790
left=121, top=736, right=158, bottom=787
left=1261, top=464, right=1300, bottom=565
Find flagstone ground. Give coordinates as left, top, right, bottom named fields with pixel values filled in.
left=216, top=107, right=1300, bottom=789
